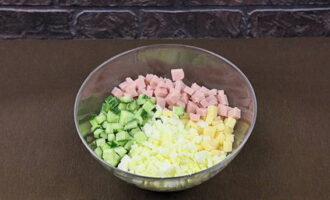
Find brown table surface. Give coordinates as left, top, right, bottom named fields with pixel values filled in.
left=0, top=38, right=329, bottom=200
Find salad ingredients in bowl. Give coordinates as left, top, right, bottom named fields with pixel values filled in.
left=74, top=44, right=257, bottom=191
left=89, top=69, right=241, bottom=177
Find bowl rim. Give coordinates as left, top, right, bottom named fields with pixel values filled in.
left=74, top=43, right=257, bottom=180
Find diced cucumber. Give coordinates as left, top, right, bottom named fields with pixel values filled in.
left=100, top=132, right=108, bottom=139
left=105, top=96, right=119, bottom=109
left=135, top=108, right=143, bottom=115
left=94, top=147, right=102, bottom=157
left=129, top=127, right=141, bottom=135
left=101, top=102, right=110, bottom=112
left=173, top=106, right=185, bottom=116
left=102, top=149, right=120, bottom=166
left=137, top=94, right=149, bottom=105
left=153, top=109, right=162, bottom=118
left=147, top=112, right=154, bottom=119
left=114, top=146, right=127, bottom=157
left=91, top=124, right=101, bottom=132
left=119, top=110, right=135, bottom=125
left=142, top=119, right=149, bottom=126
left=100, top=143, right=111, bottom=151
left=118, top=103, right=127, bottom=110
left=106, top=111, right=119, bottom=123
left=115, top=140, right=129, bottom=146
left=105, top=123, right=123, bottom=134
left=110, top=107, right=120, bottom=114
left=107, top=133, right=115, bottom=141
left=124, top=140, right=133, bottom=150
left=150, top=97, right=156, bottom=104
left=134, top=131, right=147, bottom=143
left=107, top=141, right=119, bottom=148
left=142, top=101, right=155, bottom=113
left=116, top=131, right=130, bottom=141
left=124, top=120, right=138, bottom=130
left=135, top=115, right=143, bottom=125
left=89, top=114, right=98, bottom=126
left=93, top=128, right=103, bottom=139
left=95, top=113, right=106, bottom=124
left=89, top=95, right=156, bottom=165
left=134, top=108, right=144, bottom=124
left=127, top=101, right=138, bottom=111
left=141, top=110, right=148, bottom=119
left=105, top=126, right=113, bottom=134
left=96, top=138, right=106, bottom=147
left=135, top=108, right=148, bottom=123
left=102, top=121, right=110, bottom=129
left=109, top=123, right=123, bottom=133
left=119, top=95, right=133, bottom=103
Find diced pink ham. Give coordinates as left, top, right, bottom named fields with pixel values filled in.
left=218, top=90, right=224, bottom=95
left=138, top=88, right=146, bottom=94
left=157, top=79, right=166, bottom=88
left=149, top=76, right=160, bottom=88
left=125, top=77, right=135, bottom=84
left=168, top=87, right=175, bottom=93
left=174, top=80, right=185, bottom=92
left=195, top=90, right=204, bottom=98
left=191, top=83, right=201, bottom=91
left=208, top=100, right=218, bottom=106
left=123, top=93, right=132, bottom=98
left=190, top=113, right=200, bottom=121
left=191, top=95, right=199, bottom=103
left=111, top=87, right=123, bottom=98
left=191, top=90, right=205, bottom=103
left=166, top=91, right=180, bottom=105
left=186, top=101, right=197, bottom=113
left=176, top=100, right=186, bottom=108
left=135, top=76, right=146, bottom=89
left=165, top=78, right=174, bottom=88
left=218, top=104, right=230, bottom=117
left=156, top=97, right=166, bottom=108
left=196, top=107, right=207, bottom=116
left=206, top=95, right=218, bottom=106
left=200, top=99, right=209, bottom=108
left=184, top=86, right=194, bottom=96
left=217, top=93, right=229, bottom=105
left=113, top=69, right=239, bottom=121
left=181, top=93, right=189, bottom=104
left=144, top=89, right=153, bottom=97
left=125, top=84, right=138, bottom=97
left=154, top=87, right=168, bottom=97
left=144, top=90, right=152, bottom=97
left=119, top=81, right=129, bottom=91
left=208, top=89, right=217, bottom=96
left=228, top=107, right=241, bottom=119
left=145, top=87, right=154, bottom=96
left=206, top=95, right=217, bottom=102
left=145, top=74, right=154, bottom=83
left=165, top=98, right=173, bottom=106
left=171, top=68, right=184, bottom=81
left=200, top=86, right=209, bottom=94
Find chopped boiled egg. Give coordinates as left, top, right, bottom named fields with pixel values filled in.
left=117, top=110, right=228, bottom=177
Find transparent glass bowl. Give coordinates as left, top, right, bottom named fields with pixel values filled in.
left=74, top=44, right=257, bottom=192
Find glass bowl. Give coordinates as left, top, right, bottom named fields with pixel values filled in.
left=74, top=44, right=257, bottom=192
